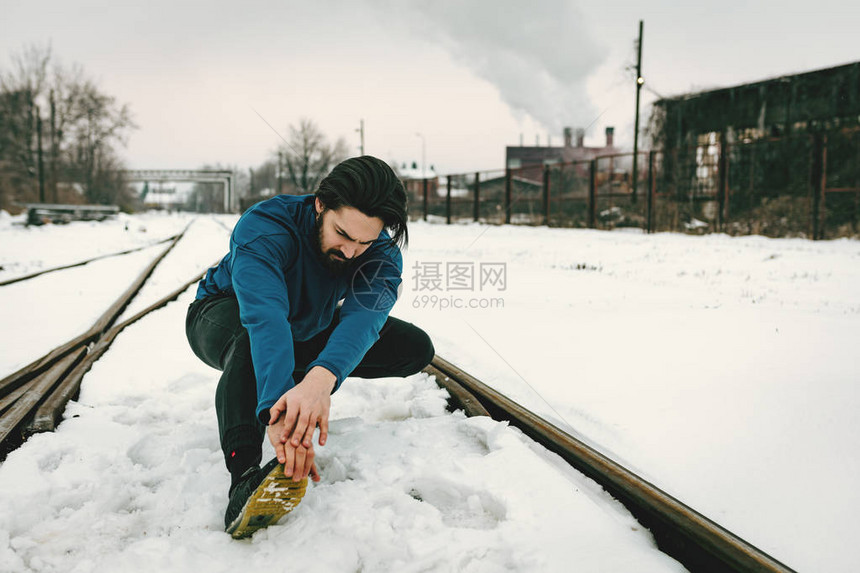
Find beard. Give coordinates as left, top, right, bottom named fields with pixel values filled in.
left=314, top=211, right=356, bottom=276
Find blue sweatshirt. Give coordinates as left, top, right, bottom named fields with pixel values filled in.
left=196, top=194, right=403, bottom=422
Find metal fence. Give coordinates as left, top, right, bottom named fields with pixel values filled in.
left=407, top=128, right=860, bottom=239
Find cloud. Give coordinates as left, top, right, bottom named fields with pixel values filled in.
left=368, top=0, right=606, bottom=132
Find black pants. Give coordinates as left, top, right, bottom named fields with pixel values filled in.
left=185, top=294, right=435, bottom=468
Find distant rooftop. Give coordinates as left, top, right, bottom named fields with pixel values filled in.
left=656, top=59, right=860, bottom=103
left=398, top=164, right=437, bottom=180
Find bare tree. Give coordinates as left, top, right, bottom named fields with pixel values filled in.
left=4, top=44, right=52, bottom=96
left=63, top=78, right=135, bottom=204
left=0, top=45, right=52, bottom=207
left=248, top=159, right=277, bottom=197
left=0, top=43, right=137, bottom=211
left=276, top=118, right=348, bottom=194
left=0, top=88, right=35, bottom=208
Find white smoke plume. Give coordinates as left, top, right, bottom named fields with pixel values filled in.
left=371, top=0, right=605, bottom=133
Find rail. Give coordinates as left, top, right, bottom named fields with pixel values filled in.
left=425, top=356, right=796, bottom=573
left=0, top=235, right=179, bottom=287
left=0, top=220, right=208, bottom=458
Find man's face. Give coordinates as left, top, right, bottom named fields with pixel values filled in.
left=314, top=197, right=384, bottom=274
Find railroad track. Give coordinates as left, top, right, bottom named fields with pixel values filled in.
left=425, top=358, right=796, bottom=573
left=209, top=215, right=237, bottom=234
left=0, top=220, right=213, bottom=459
left=1, top=215, right=795, bottom=572
left=0, top=234, right=180, bottom=287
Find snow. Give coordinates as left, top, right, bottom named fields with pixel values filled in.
left=0, top=212, right=189, bottom=282
left=395, top=223, right=860, bottom=573
left=114, top=217, right=232, bottom=323
left=0, top=214, right=193, bottom=377
left=1, top=212, right=859, bottom=572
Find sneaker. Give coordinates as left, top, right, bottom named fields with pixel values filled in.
left=224, top=458, right=308, bottom=539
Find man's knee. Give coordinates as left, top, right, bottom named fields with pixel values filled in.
left=401, top=324, right=435, bottom=376
left=222, top=329, right=252, bottom=368
left=350, top=319, right=435, bottom=380
left=186, top=295, right=247, bottom=371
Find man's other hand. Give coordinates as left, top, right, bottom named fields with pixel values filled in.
left=268, top=365, right=335, bottom=450
left=265, top=420, right=321, bottom=482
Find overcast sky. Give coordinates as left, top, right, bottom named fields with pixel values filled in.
left=2, top=0, right=858, bottom=175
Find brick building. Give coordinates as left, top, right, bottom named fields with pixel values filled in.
left=506, top=126, right=618, bottom=176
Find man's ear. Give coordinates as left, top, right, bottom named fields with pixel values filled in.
left=314, top=196, right=323, bottom=214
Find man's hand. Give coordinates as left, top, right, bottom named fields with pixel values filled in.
left=267, top=366, right=335, bottom=479
left=266, top=419, right=321, bottom=482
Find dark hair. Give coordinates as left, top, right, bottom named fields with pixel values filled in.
left=315, top=155, right=409, bottom=248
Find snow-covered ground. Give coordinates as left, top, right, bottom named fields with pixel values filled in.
left=1, top=210, right=858, bottom=572
left=0, top=213, right=197, bottom=378
left=0, top=211, right=186, bottom=280
left=396, top=221, right=860, bottom=573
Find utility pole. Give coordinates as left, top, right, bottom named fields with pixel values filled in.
left=50, top=90, right=58, bottom=203
left=356, top=119, right=365, bottom=155
left=415, top=132, right=426, bottom=178
left=277, top=151, right=284, bottom=195
left=632, top=20, right=644, bottom=204
left=36, top=105, right=45, bottom=203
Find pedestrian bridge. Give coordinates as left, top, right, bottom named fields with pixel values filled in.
left=122, top=169, right=235, bottom=212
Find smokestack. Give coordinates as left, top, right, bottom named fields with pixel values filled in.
left=365, top=4, right=604, bottom=147
left=605, top=126, right=615, bottom=147
left=575, top=128, right=585, bottom=148
left=563, top=127, right=573, bottom=148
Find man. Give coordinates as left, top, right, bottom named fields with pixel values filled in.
left=185, top=156, right=434, bottom=538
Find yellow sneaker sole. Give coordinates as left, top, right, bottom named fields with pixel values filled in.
left=227, top=463, right=308, bottom=539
